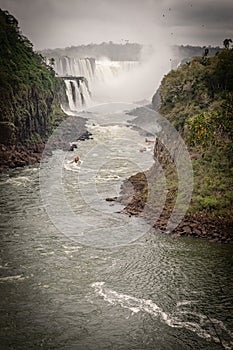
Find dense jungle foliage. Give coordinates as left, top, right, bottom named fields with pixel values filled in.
left=0, top=9, right=66, bottom=145
left=157, top=47, right=233, bottom=216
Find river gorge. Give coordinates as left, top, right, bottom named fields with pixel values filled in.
left=0, top=104, right=232, bottom=349
left=0, top=8, right=233, bottom=349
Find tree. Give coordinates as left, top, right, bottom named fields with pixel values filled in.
left=201, top=47, right=209, bottom=65
left=204, top=48, right=209, bottom=56
left=223, top=38, right=232, bottom=49
left=49, top=57, right=55, bottom=67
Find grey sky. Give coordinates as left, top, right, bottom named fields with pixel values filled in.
left=0, top=0, right=232, bottom=50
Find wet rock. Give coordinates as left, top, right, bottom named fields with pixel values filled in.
left=0, top=117, right=89, bottom=172
left=77, top=130, right=93, bottom=141
left=69, top=144, right=78, bottom=151
left=180, top=225, right=192, bottom=234
left=118, top=168, right=233, bottom=244
left=0, top=142, right=45, bottom=172
left=106, top=197, right=118, bottom=202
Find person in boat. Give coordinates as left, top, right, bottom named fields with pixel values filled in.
left=70, top=155, right=81, bottom=164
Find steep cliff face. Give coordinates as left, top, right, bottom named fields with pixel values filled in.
left=0, top=9, right=66, bottom=147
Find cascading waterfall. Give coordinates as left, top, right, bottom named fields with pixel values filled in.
left=54, top=56, right=138, bottom=83
left=55, top=57, right=95, bottom=82
left=64, top=80, right=81, bottom=111
left=49, top=56, right=139, bottom=110
left=48, top=56, right=94, bottom=111
left=64, top=77, right=92, bottom=111
left=94, top=60, right=138, bottom=82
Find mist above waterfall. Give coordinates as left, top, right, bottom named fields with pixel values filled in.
left=3, top=0, right=232, bottom=108
left=91, top=47, right=172, bottom=104
left=51, top=44, right=172, bottom=110
left=6, top=0, right=229, bottom=109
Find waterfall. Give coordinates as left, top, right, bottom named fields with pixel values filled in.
left=94, top=60, right=138, bottom=82
left=54, top=57, right=95, bottom=81
left=79, top=79, right=92, bottom=106
left=64, top=78, right=91, bottom=111
left=76, top=58, right=95, bottom=82
left=49, top=56, right=139, bottom=110
left=54, top=56, right=138, bottom=83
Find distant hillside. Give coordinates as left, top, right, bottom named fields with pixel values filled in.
left=41, top=42, right=142, bottom=61
left=0, top=9, right=66, bottom=146
left=41, top=43, right=223, bottom=73
left=171, top=45, right=222, bottom=68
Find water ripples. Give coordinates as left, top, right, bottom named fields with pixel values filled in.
left=0, top=115, right=232, bottom=349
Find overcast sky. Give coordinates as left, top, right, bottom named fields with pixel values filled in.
left=0, top=0, right=232, bottom=50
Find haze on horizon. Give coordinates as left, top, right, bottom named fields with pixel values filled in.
left=0, top=0, right=232, bottom=51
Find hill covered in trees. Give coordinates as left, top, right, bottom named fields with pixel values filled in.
left=158, top=47, right=233, bottom=217
left=0, top=9, right=67, bottom=169
left=126, top=47, right=233, bottom=242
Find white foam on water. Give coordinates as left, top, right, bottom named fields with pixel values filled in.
left=2, top=176, right=32, bottom=187
left=95, top=174, right=120, bottom=183
left=0, top=275, right=25, bottom=282
left=0, top=265, right=10, bottom=269
left=64, top=160, right=82, bottom=172
left=62, top=244, right=82, bottom=255
left=177, top=300, right=197, bottom=307
left=92, top=282, right=177, bottom=323
left=92, top=282, right=233, bottom=349
left=62, top=244, right=81, bottom=250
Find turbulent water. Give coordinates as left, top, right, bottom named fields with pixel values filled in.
left=0, top=107, right=233, bottom=350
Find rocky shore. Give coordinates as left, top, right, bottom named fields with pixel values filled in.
left=0, top=143, right=45, bottom=172
left=0, top=116, right=91, bottom=173
left=115, top=172, right=233, bottom=244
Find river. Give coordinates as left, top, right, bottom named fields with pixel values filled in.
left=0, top=105, right=232, bottom=350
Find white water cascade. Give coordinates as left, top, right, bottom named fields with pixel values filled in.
left=50, top=56, right=140, bottom=110
left=63, top=77, right=92, bottom=111
left=94, top=60, right=138, bottom=82
left=46, top=45, right=173, bottom=111
left=54, top=56, right=138, bottom=83
left=54, top=57, right=95, bottom=82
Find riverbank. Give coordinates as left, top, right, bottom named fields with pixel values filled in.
left=0, top=116, right=90, bottom=173
left=118, top=172, right=233, bottom=244
left=0, top=143, right=45, bottom=172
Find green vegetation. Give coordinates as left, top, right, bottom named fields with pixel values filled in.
left=157, top=46, right=233, bottom=217
left=0, top=9, right=66, bottom=145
